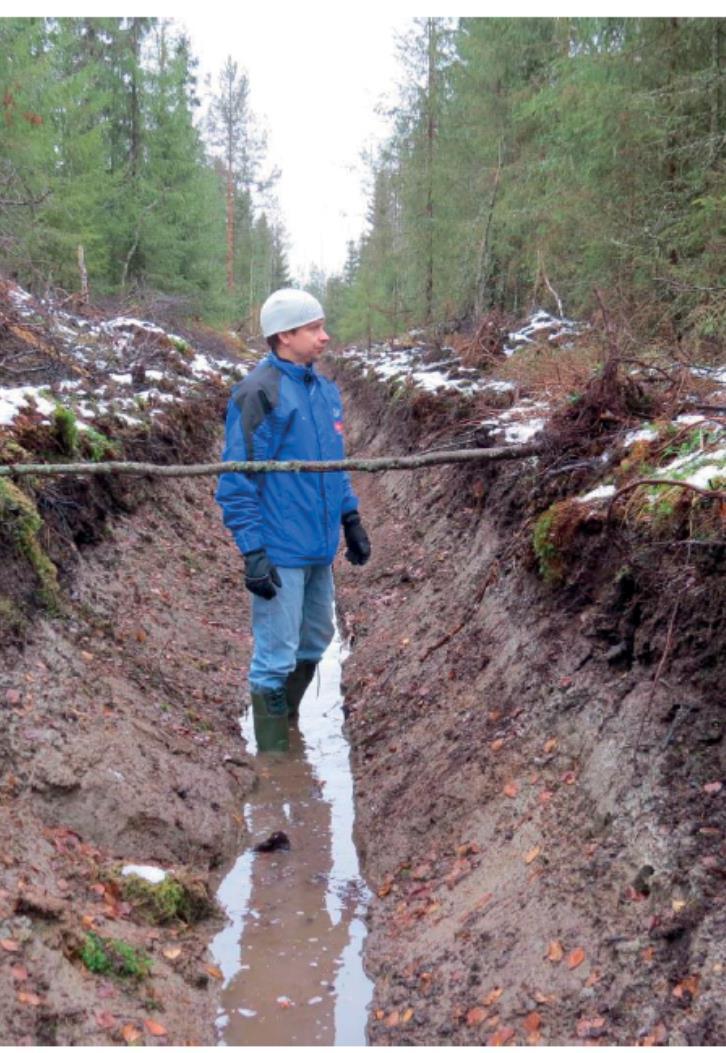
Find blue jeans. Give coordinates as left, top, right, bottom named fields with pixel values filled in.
left=249, top=565, right=335, bottom=691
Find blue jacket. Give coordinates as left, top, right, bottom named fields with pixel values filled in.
left=215, top=353, right=359, bottom=567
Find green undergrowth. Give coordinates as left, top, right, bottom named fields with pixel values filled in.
left=0, top=478, right=60, bottom=611
left=80, top=932, right=151, bottom=981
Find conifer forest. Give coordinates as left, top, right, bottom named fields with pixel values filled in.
left=1, top=17, right=723, bottom=350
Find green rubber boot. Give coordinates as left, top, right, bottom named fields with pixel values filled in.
left=250, top=687, right=289, bottom=752
left=285, top=660, right=318, bottom=721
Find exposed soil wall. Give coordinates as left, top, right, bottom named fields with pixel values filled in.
left=0, top=467, right=258, bottom=1045
left=334, top=367, right=725, bottom=1046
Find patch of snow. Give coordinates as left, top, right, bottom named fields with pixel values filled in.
left=624, top=426, right=659, bottom=446
left=675, top=414, right=707, bottom=425
left=121, top=864, right=167, bottom=884
left=686, top=462, right=726, bottom=489
left=0, top=386, right=56, bottom=426
left=190, top=353, right=217, bottom=376
left=502, top=419, right=545, bottom=444
left=104, top=317, right=166, bottom=335
left=577, top=484, right=617, bottom=503
left=481, top=380, right=516, bottom=394
left=110, top=372, right=133, bottom=385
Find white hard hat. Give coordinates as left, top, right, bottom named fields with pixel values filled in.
left=260, top=288, right=324, bottom=338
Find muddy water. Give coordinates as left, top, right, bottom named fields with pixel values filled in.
left=210, top=635, right=373, bottom=1045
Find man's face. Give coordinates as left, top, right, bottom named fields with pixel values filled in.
left=277, top=318, right=329, bottom=366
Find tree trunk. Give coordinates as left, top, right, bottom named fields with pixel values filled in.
left=226, top=165, right=235, bottom=292
left=424, top=18, right=436, bottom=326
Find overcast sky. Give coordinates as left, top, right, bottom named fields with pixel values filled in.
left=177, top=12, right=409, bottom=283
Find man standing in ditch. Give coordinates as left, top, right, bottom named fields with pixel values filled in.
left=216, top=288, right=371, bottom=752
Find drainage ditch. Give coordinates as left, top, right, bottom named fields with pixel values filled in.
left=210, top=634, right=373, bottom=1046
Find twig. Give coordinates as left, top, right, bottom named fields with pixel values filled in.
left=419, top=561, right=499, bottom=662
left=0, top=444, right=543, bottom=479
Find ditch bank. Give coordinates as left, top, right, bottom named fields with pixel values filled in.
left=332, top=355, right=725, bottom=1047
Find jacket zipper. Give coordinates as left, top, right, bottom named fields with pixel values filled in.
left=305, top=372, right=330, bottom=555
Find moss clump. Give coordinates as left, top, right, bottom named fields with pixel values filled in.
left=0, top=596, right=29, bottom=635
left=169, top=335, right=192, bottom=357
left=120, top=874, right=213, bottom=925
left=533, top=507, right=560, bottom=583
left=532, top=499, right=589, bottom=586
left=51, top=405, right=79, bottom=457
left=0, top=479, right=60, bottom=611
left=80, top=932, right=151, bottom=980
left=79, top=426, right=118, bottom=463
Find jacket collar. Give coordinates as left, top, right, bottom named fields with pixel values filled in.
left=267, top=351, right=316, bottom=384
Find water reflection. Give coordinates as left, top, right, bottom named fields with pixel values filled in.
left=211, top=635, right=372, bottom=1046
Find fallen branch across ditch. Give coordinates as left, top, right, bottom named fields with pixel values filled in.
left=0, top=445, right=543, bottom=479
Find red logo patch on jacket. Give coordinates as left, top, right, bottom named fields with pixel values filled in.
left=334, top=420, right=344, bottom=435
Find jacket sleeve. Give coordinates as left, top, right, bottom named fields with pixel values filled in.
left=341, top=469, right=359, bottom=517
left=215, top=389, right=276, bottom=556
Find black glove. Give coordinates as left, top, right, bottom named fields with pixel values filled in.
left=244, top=548, right=282, bottom=600
left=342, top=511, right=371, bottom=566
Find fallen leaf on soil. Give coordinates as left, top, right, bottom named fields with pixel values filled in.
left=81, top=914, right=95, bottom=929
left=445, top=858, right=472, bottom=889
left=482, top=986, right=503, bottom=1006
left=641, top=1022, right=668, bottom=1046
left=491, top=739, right=505, bottom=752
left=6, top=689, right=21, bottom=705
left=456, top=841, right=480, bottom=858
left=523, top=1011, right=542, bottom=1033
left=524, top=846, right=541, bottom=865
left=546, top=940, right=564, bottom=962
left=530, top=772, right=540, bottom=784
left=402, top=1008, right=414, bottom=1024
left=374, top=1009, right=384, bottom=1021
left=11, top=963, right=28, bottom=981
left=503, top=782, right=518, bottom=798
left=144, top=1019, right=167, bottom=1036
left=672, top=899, right=686, bottom=913
left=474, top=892, right=494, bottom=910
left=488, top=1026, right=515, bottom=1045
left=538, top=790, right=553, bottom=805
left=625, top=885, right=647, bottom=902
left=561, top=770, right=577, bottom=785
left=467, top=1006, right=489, bottom=1026
left=543, top=737, right=558, bottom=753
left=205, top=964, right=223, bottom=980
left=377, top=878, right=394, bottom=898
left=703, top=781, right=722, bottom=795
left=567, top=947, right=586, bottom=970
left=81, top=651, right=94, bottom=662
left=121, top=1024, right=142, bottom=1044
left=641, top=947, right=654, bottom=964
left=585, top=969, right=601, bottom=987
left=385, top=1010, right=400, bottom=1027
left=533, top=990, right=556, bottom=1005
left=0, top=939, right=19, bottom=952
left=576, top=1015, right=606, bottom=1039
left=672, top=974, right=700, bottom=999
left=162, top=945, right=182, bottom=961
left=17, top=990, right=42, bottom=1006
left=95, top=1011, right=116, bottom=1030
